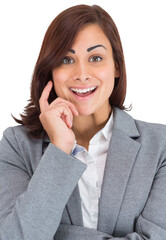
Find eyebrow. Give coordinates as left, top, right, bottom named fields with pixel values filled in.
left=87, top=44, right=106, bottom=52
left=69, top=44, right=106, bottom=54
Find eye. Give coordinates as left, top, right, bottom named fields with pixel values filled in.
left=89, top=56, right=102, bottom=62
left=62, top=56, right=74, bottom=64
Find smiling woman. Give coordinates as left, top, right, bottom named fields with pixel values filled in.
left=11, top=5, right=126, bottom=139
left=1, top=4, right=166, bottom=240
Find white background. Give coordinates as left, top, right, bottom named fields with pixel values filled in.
left=0, top=0, right=166, bottom=139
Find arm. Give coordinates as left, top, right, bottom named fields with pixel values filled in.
left=0, top=127, right=86, bottom=240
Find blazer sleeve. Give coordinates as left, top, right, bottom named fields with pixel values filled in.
left=0, top=127, right=86, bottom=240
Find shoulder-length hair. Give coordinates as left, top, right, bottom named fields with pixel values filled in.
left=14, top=4, right=128, bottom=138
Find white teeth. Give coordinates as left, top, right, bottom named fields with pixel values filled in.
left=71, top=86, right=96, bottom=93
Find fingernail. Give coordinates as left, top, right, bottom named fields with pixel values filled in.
left=75, top=109, right=79, bottom=115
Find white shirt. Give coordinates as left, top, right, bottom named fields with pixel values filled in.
left=71, top=113, right=113, bottom=229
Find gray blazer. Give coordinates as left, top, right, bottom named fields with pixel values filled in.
left=0, top=107, right=166, bottom=240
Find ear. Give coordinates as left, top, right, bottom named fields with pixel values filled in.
left=114, top=62, right=120, bottom=78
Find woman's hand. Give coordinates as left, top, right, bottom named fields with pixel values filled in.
left=39, top=81, right=79, bottom=154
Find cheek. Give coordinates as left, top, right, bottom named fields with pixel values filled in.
left=97, top=68, right=115, bottom=100
left=97, top=68, right=115, bottom=86
left=52, top=70, right=69, bottom=94
left=52, top=70, right=66, bottom=85
left=52, top=72, right=64, bottom=97
left=52, top=69, right=73, bottom=100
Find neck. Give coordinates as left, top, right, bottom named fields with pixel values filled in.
left=72, top=104, right=112, bottom=144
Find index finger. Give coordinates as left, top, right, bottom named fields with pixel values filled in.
left=50, top=97, right=79, bottom=116
left=39, top=81, right=53, bottom=112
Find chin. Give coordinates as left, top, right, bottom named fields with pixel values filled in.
left=77, top=107, right=95, bottom=116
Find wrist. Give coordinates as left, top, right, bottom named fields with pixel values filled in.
left=51, top=140, right=74, bottom=155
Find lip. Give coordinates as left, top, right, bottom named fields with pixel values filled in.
left=69, top=86, right=98, bottom=101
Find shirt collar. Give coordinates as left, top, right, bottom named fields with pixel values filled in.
left=100, top=111, right=114, bottom=142
left=71, top=111, right=114, bottom=155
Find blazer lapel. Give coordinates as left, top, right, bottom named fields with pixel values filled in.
left=97, top=108, right=141, bottom=235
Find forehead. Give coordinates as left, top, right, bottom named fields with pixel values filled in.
left=71, top=24, right=112, bottom=50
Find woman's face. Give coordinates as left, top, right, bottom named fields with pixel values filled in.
left=52, top=24, right=119, bottom=116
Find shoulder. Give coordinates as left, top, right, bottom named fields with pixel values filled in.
left=1, top=125, right=44, bottom=155
left=113, top=107, right=166, bottom=139
left=135, top=118, right=166, bottom=140
left=3, top=124, right=30, bottom=140
left=0, top=125, right=48, bottom=174
left=2, top=124, right=41, bottom=144
left=115, top=107, right=166, bottom=138
left=133, top=116, right=166, bottom=154
left=113, top=107, right=166, bottom=147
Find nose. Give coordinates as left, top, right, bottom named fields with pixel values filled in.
left=73, top=62, right=92, bottom=82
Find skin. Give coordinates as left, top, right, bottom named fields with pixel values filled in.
left=39, top=24, right=119, bottom=153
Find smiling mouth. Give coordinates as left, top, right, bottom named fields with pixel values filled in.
left=70, top=86, right=97, bottom=97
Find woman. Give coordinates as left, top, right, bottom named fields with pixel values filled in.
left=0, top=4, right=166, bottom=240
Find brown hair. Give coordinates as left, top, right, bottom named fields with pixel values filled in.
left=14, top=4, right=128, bottom=138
